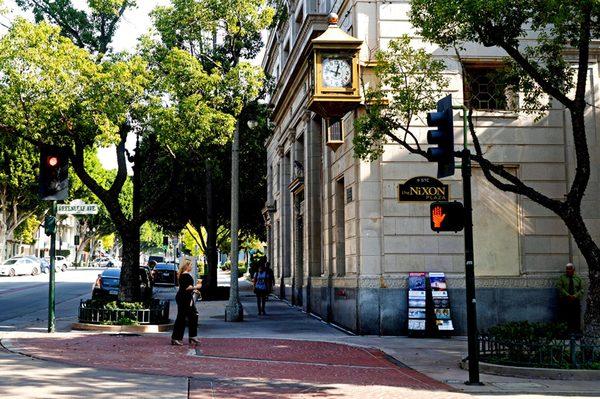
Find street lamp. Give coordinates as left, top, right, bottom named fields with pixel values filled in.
left=225, top=119, right=257, bottom=322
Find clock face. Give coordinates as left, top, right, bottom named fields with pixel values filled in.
left=322, top=57, right=352, bottom=88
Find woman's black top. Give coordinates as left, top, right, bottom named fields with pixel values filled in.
left=176, top=273, right=194, bottom=307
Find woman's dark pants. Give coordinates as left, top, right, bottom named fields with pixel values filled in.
left=172, top=304, right=198, bottom=340
left=256, top=290, right=268, bottom=314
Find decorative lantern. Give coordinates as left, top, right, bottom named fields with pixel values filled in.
left=307, top=13, right=363, bottom=150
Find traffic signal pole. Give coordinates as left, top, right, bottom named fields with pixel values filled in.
left=461, top=148, right=480, bottom=384
left=454, top=105, right=481, bottom=385
left=48, top=201, right=57, bottom=333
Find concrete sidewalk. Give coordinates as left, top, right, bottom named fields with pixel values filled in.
left=1, top=278, right=599, bottom=398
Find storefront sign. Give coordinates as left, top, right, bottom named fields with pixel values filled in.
left=398, top=176, right=448, bottom=202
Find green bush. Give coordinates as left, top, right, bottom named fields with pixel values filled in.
left=220, top=261, right=246, bottom=272
left=220, top=261, right=231, bottom=271
left=101, top=317, right=139, bottom=326
left=486, top=321, right=568, bottom=342
left=84, top=299, right=145, bottom=311
left=56, top=249, right=71, bottom=257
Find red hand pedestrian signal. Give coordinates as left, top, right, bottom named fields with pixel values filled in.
left=431, top=206, right=446, bottom=228
left=430, top=201, right=465, bottom=232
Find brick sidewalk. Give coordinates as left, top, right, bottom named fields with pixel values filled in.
left=8, top=334, right=461, bottom=398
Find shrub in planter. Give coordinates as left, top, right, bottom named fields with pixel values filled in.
left=481, top=321, right=571, bottom=368
left=486, top=321, right=568, bottom=342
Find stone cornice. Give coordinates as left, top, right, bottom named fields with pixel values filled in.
left=303, top=274, right=587, bottom=289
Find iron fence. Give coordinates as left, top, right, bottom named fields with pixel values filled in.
left=479, top=334, right=600, bottom=369
left=78, top=300, right=170, bottom=325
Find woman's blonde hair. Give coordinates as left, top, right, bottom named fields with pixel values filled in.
left=178, top=260, right=192, bottom=276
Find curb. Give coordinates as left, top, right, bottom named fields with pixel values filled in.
left=460, top=358, right=600, bottom=381
left=71, top=322, right=173, bottom=333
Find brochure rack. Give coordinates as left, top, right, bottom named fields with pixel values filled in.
left=407, top=272, right=454, bottom=336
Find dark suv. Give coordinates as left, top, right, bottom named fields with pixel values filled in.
left=151, top=263, right=178, bottom=286
left=92, top=268, right=153, bottom=302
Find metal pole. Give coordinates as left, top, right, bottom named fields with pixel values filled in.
left=462, top=148, right=481, bottom=385
left=225, top=121, right=243, bottom=321
left=48, top=201, right=57, bottom=333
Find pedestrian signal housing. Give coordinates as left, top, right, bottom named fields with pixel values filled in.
left=39, top=145, right=69, bottom=201
left=427, top=95, right=455, bottom=178
left=44, top=215, right=56, bottom=236
left=430, top=201, right=465, bottom=232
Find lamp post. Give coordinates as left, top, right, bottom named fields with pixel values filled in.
left=225, top=119, right=257, bottom=322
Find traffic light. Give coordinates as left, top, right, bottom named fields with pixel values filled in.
left=163, top=236, right=169, bottom=246
left=74, top=235, right=80, bottom=246
left=39, top=145, right=69, bottom=201
left=430, top=201, right=465, bottom=232
left=44, top=215, right=56, bottom=236
left=427, top=94, right=455, bottom=178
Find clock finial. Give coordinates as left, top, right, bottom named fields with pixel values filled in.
left=327, top=13, right=339, bottom=26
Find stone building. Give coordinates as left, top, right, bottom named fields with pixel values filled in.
left=262, top=0, right=600, bottom=334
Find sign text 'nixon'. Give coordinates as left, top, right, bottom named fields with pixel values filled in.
left=398, top=176, right=449, bottom=202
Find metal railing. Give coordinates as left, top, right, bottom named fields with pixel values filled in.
left=78, top=300, right=170, bottom=325
left=479, top=334, right=600, bottom=369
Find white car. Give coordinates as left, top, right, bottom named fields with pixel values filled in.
left=44, top=256, right=69, bottom=272
left=0, top=257, right=41, bottom=277
left=92, top=256, right=121, bottom=268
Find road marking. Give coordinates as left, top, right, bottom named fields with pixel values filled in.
left=0, top=283, right=47, bottom=297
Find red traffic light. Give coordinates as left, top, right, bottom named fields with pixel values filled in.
left=39, top=145, right=69, bottom=201
left=430, top=201, right=465, bottom=232
left=47, top=156, right=59, bottom=167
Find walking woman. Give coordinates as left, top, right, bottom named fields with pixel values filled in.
left=171, top=260, right=202, bottom=346
left=253, top=262, right=273, bottom=315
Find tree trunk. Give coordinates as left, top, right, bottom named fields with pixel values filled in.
left=561, top=210, right=600, bottom=336
left=205, top=159, right=218, bottom=292
left=0, top=208, right=7, bottom=263
left=118, top=227, right=141, bottom=302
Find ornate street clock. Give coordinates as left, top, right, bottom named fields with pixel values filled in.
left=307, top=13, right=363, bottom=150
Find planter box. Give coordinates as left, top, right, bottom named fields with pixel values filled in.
left=78, top=299, right=170, bottom=325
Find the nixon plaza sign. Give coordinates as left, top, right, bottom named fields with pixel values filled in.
left=57, top=204, right=99, bottom=215
left=398, top=176, right=449, bottom=202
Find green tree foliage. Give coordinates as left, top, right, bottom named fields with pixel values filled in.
left=15, top=0, right=136, bottom=56
left=356, top=2, right=600, bottom=334
left=140, top=221, right=164, bottom=253
left=69, top=151, right=116, bottom=265
left=144, top=0, right=273, bottom=293
left=13, top=216, right=40, bottom=246
left=181, top=223, right=204, bottom=257
left=0, top=133, right=43, bottom=261
left=0, top=19, right=229, bottom=300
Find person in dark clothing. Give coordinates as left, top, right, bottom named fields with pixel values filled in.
left=556, top=263, right=584, bottom=334
left=253, top=262, right=273, bottom=315
left=171, top=260, right=202, bottom=346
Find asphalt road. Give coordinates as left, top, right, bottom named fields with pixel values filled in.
left=0, top=268, right=102, bottom=332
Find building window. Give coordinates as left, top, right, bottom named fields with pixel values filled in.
left=335, top=177, right=346, bottom=276
left=463, top=63, right=517, bottom=111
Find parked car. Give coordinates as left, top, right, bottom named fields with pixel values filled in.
left=92, top=256, right=121, bottom=268
left=0, top=257, right=41, bottom=276
left=151, top=263, right=178, bottom=286
left=13, top=255, right=47, bottom=275
left=43, top=256, right=69, bottom=272
left=147, top=255, right=165, bottom=264
left=91, top=268, right=152, bottom=302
